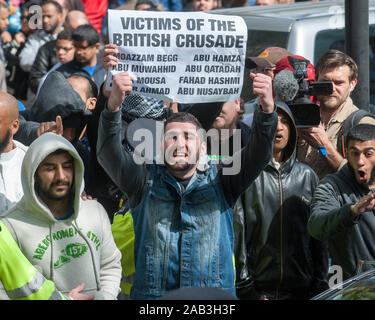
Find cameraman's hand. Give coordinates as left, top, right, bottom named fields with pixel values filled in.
left=250, top=73, right=274, bottom=113
left=107, top=72, right=134, bottom=112
left=298, top=123, right=329, bottom=149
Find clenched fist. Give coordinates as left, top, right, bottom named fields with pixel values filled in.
left=251, top=72, right=275, bottom=113
left=107, top=72, right=134, bottom=112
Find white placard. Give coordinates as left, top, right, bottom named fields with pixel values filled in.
left=106, top=10, right=248, bottom=103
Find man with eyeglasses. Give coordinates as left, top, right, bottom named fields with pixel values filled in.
left=56, top=24, right=105, bottom=89
left=30, top=29, right=75, bottom=96
left=30, top=30, right=75, bottom=99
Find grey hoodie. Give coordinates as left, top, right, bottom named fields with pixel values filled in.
left=0, top=133, right=121, bottom=299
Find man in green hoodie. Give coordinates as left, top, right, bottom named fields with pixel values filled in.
left=0, top=133, right=121, bottom=300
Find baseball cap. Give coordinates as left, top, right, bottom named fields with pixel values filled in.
left=246, top=47, right=292, bottom=69
left=274, top=54, right=315, bottom=83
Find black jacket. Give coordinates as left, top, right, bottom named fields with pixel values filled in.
left=17, top=71, right=92, bottom=186
left=3, top=39, right=28, bottom=99
left=56, top=57, right=106, bottom=89
left=308, top=164, right=375, bottom=280
left=29, top=40, right=58, bottom=93
left=235, top=102, right=329, bottom=300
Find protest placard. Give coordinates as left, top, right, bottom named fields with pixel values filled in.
left=105, top=10, right=248, bottom=103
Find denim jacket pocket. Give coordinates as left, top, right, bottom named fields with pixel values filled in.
left=144, top=244, right=156, bottom=289
left=185, top=187, right=216, bottom=205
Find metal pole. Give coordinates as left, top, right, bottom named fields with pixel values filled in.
left=345, top=0, right=370, bottom=110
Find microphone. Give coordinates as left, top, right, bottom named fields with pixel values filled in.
left=273, top=69, right=299, bottom=103
left=273, top=69, right=321, bottom=128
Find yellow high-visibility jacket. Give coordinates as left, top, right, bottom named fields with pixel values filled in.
left=111, top=209, right=135, bottom=299
left=0, top=221, right=70, bottom=300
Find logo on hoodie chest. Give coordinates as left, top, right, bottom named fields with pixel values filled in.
left=32, top=227, right=102, bottom=268
left=54, top=243, right=88, bottom=269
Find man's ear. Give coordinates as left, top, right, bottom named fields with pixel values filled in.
left=95, top=42, right=101, bottom=52
left=350, top=79, right=358, bottom=93
left=200, top=140, right=207, bottom=156
left=85, top=97, right=97, bottom=111
left=235, top=98, right=241, bottom=113
left=11, top=118, right=19, bottom=135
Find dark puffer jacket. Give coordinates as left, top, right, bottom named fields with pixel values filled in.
left=308, top=164, right=375, bottom=280
left=29, top=40, right=58, bottom=93
left=234, top=102, right=329, bottom=300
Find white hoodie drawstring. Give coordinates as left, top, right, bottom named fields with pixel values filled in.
left=73, top=219, right=100, bottom=291
left=49, top=224, right=54, bottom=281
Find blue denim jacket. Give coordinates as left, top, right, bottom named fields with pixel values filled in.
left=97, top=107, right=278, bottom=300
left=130, top=161, right=235, bottom=299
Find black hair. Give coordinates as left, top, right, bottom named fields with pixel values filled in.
left=72, top=24, right=100, bottom=47
left=165, top=112, right=203, bottom=130
left=49, top=148, right=72, bottom=157
left=67, top=74, right=98, bottom=99
left=346, top=124, right=375, bottom=146
left=42, top=0, right=63, bottom=14
left=164, top=112, right=206, bottom=143
left=57, top=28, right=72, bottom=41
left=21, top=1, right=40, bottom=14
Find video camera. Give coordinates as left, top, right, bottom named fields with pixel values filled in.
left=275, top=56, right=333, bottom=128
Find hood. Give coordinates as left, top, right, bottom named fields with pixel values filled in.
left=274, top=101, right=297, bottom=165
left=29, top=71, right=90, bottom=123
left=19, top=133, right=84, bottom=223
left=185, top=102, right=224, bottom=131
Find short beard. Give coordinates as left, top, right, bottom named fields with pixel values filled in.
left=164, top=151, right=200, bottom=176
left=0, top=129, right=12, bottom=154
left=35, top=174, right=72, bottom=202
left=44, top=21, right=59, bottom=34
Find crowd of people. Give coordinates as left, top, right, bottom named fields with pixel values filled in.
left=0, top=0, right=374, bottom=301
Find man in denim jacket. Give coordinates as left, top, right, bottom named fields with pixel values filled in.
left=97, top=72, right=277, bottom=299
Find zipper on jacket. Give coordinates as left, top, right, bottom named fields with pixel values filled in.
left=277, top=171, right=283, bottom=299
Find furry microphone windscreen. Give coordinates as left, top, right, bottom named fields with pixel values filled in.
left=273, top=69, right=299, bottom=103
